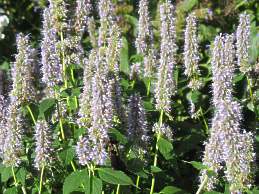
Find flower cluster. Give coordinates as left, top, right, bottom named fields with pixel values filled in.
left=155, top=0, right=177, bottom=113
left=0, top=95, right=7, bottom=157
left=34, top=120, right=53, bottom=170
left=76, top=0, right=124, bottom=166
left=11, top=34, right=37, bottom=104
left=200, top=34, right=255, bottom=193
left=133, top=0, right=155, bottom=78
left=74, top=0, right=92, bottom=36
left=236, top=13, right=251, bottom=74
left=184, top=13, right=201, bottom=90
left=2, top=102, right=24, bottom=167
left=41, top=8, right=62, bottom=97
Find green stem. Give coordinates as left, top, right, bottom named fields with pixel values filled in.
left=71, top=161, right=76, bottom=172
left=12, top=166, right=18, bottom=186
left=136, top=176, right=140, bottom=189
left=26, top=105, right=36, bottom=125
left=116, top=184, right=120, bottom=194
left=150, top=110, right=164, bottom=194
left=59, top=117, right=65, bottom=140
left=71, top=68, right=75, bottom=84
left=147, top=78, right=151, bottom=96
left=39, top=165, right=45, bottom=194
left=195, top=175, right=208, bottom=194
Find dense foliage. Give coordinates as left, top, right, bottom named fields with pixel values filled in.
left=0, top=0, right=258, bottom=194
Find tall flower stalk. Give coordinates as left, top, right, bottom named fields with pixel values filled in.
left=155, top=0, right=176, bottom=114
left=198, top=34, right=255, bottom=193
left=151, top=1, right=176, bottom=193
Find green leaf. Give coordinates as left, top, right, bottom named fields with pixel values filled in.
left=157, top=137, right=173, bottom=160
left=4, top=187, right=18, bottom=194
left=186, top=91, right=202, bottom=104
left=97, top=168, right=134, bottom=185
left=59, top=147, right=75, bottom=165
left=159, top=186, right=188, bottom=194
left=179, top=0, right=198, bottom=12
left=188, top=161, right=208, bottom=170
left=204, top=192, right=222, bottom=194
left=16, top=167, right=26, bottom=185
left=1, top=166, right=13, bottom=182
left=63, top=170, right=89, bottom=194
left=108, top=128, right=128, bottom=145
left=120, top=36, right=130, bottom=75
left=151, top=166, right=162, bottom=173
left=38, top=98, right=56, bottom=119
left=247, top=102, right=255, bottom=112
left=85, top=176, right=102, bottom=194
left=233, top=73, right=245, bottom=83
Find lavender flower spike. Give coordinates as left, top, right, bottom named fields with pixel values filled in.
left=0, top=95, right=7, bottom=157
left=34, top=120, right=53, bottom=170
left=98, top=0, right=114, bottom=47
left=236, top=13, right=251, bottom=74
left=155, top=0, right=177, bottom=113
left=41, top=8, right=62, bottom=97
left=127, top=93, right=149, bottom=148
left=184, top=13, right=201, bottom=90
left=3, top=102, right=24, bottom=167
left=74, top=0, right=92, bottom=36
left=134, top=0, right=155, bottom=78
left=11, top=33, right=37, bottom=105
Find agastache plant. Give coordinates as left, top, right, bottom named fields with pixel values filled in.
left=236, top=13, right=251, bottom=74
left=199, top=34, right=255, bottom=193
left=155, top=0, right=177, bottom=114
left=11, top=33, right=37, bottom=105
left=184, top=13, right=201, bottom=90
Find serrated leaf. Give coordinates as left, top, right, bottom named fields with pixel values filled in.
left=97, top=168, right=134, bottom=185
left=157, top=137, right=173, bottom=160
left=59, top=147, right=75, bottom=165
left=63, top=170, right=89, bottom=194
